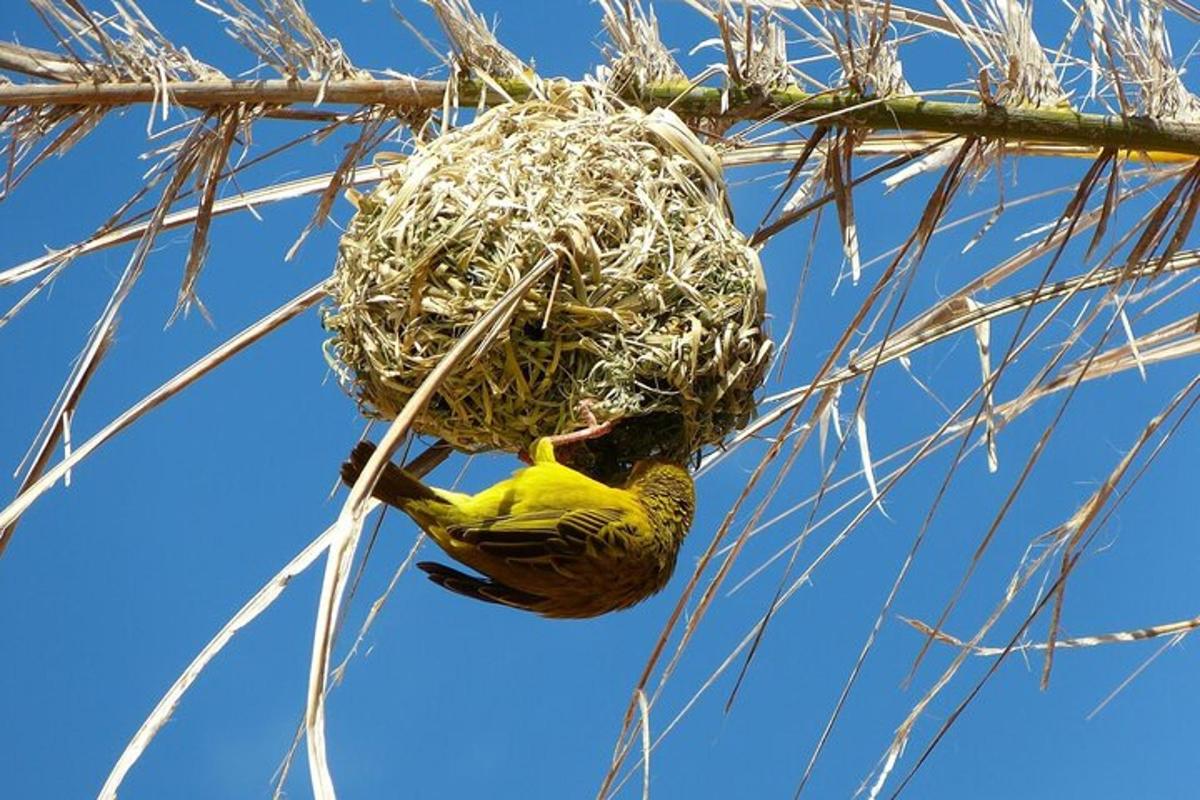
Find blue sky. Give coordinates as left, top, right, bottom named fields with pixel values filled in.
left=2, top=1, right=1197, bottom=798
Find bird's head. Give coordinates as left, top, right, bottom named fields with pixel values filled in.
left=627, top=459, right=696, bottom=532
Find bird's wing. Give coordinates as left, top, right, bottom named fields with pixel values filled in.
left=446, top=507, right=637, bottom=564
left=417, top=561, right=548, bottom=610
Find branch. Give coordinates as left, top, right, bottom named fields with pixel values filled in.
left=5, top=77, right=1200, bottom=157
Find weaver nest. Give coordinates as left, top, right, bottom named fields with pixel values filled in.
left=324, top=91, right=771, bottom=481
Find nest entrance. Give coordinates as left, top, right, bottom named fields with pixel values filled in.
left=325, top=90, right=771, bottom=477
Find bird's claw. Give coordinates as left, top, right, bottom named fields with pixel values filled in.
left=518, top=400, right=613, bottom=463
left=546, top=399, right=613, bottom=449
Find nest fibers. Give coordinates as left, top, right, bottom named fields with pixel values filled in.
left=324, top=91, right=771, bottom=473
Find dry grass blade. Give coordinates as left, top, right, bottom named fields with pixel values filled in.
left=695, top=149, right=1196, bottom=793
left=712, top=0, right=793, bottom=90
left=718, top=396, right=847, bottom=720
left=0, top=282, right=325, bottom=537
left=427, top=0, right=528, bottom=78
left=1034, top=163, right=1200, bottom=690
left=275, top=448, right=449, bottom=798
left=171, top=107, right=241, bottom=323
left=751, top=124, right=828, bottom=237
left=605, top=300, right=1199, bottom=797
left=819, top=0, right=910, bottom=99
left=860, top=250, right=1200, bottom=382
left=1086, top=629, right=1193, bottom=720
left=724, top=136, right=979, bottom=717
left=199, top=0, right=361, bottom=81
left=827, top=132, right=862, bottom=283
left=1091, top=0, right=1200, bottom=120
left=597, top=401, right=808, bottom=800
left=875, top=371, right=1200, bottom=788
left=3, top=116, right=392, bottom=332
left=0, top=1, right=221, bottom=196
left=877, top=375, right=1200, bottom=799
left=604, top=133, right=981, bottom=798
left=101, top=441, right=449, bottom=800
left=97, top=515, right=349, bottom=800
left=304, top=255, right=557, bottom=800
left=636, top=689, right=651, bottom=800
left=958, top=0, right=1067, bottom=108
left=597, top=0, right=683, bottom=90
left=901, top=612, right=1200, bottom=656
left=1, top=104, right=107, bottom=200
left=711, top=204, right=1192, bottom=481
left=725, top=142, right=980, bottom=794
left=741, top=138, right=980, bottom=704
left=619, top=125, right=955, bottom=758
left=330, top=530, right=427, bottom=687
left=1012, top=316, right=1200, bottom=412
left=0, top=164, right=388, bottom=293
left=285, top=111, right=396, bottom=261
left=732, top=311, right=1199, bottom=589
left=0, top=41, right=89, bottom=81
left=1, top=118, right=219, bottom=556
left=902, top=148, right=1118, bottom=685
left=715, top=0, right=986, bottom=41
left=749, top=135, right=956, bottom=246
left=721, top=135, right=1200, bottom=167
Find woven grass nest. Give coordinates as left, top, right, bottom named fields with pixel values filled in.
left=324, top=90, right=771, bottom=481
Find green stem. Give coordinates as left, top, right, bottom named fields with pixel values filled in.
left=3, top=76, right=1199, bottom=157
left=638, top=80, right=1200, bottom=157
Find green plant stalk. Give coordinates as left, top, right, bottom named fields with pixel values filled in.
left=639, top=80, right=1200, bottom=157
left=4, top=76, right=1200, bottom=157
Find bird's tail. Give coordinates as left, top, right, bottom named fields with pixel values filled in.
left=340, top=441, right=447, bottom=508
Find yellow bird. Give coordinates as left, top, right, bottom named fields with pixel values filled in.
left=340, top=436, right=695, bottom=618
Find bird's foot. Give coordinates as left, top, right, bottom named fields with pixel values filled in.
left=517, top=401, right=613, bottom=464
left=547, top=400, right=613, bottom=449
